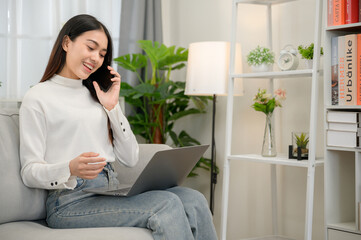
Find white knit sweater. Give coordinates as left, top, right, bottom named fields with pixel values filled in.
left=19, top=74, right=139, bottom=190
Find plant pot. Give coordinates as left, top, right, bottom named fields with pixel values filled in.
left=304, top=59, right=313, bottom=69
left=251, top=63, right=272, bottom=73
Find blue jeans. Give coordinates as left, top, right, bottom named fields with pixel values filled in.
left=46, top=164, right=218, bottom=240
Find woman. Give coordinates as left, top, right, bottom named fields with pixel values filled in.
left=19, top=14, right=217, bottom=240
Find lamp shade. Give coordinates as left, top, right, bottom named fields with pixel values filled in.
left=185, top=41, right=243, bottom=96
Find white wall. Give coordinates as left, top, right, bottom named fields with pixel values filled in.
left=162, top=0, right=324, bottom=240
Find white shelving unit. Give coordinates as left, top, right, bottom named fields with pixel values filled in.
left=220, top=0, right=323, bottom=240
left=323, top=3, right=361, bottom=239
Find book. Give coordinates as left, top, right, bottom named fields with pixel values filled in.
left=345, top=34, right=357, bottom=105
left=332, top=37, right=339, bottom=105
left=358, top=0, right=361, bottom=21
left=327, top=111, right=360, bottom=123
left=346, top=0, right=359, bottom=24
left=328, top=0, right=334, bottom=26
left=356, top=34, right=361, bottom=105
left=328, top=122, right=359, bottom=131
left=327, top=130, right=360, bottom=147
left=338, top=35, right=346, bottom=105
left=333, top=0, right=346, bottom=25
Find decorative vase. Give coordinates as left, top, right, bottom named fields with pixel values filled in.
left=262, top=113, right=276, bottom=157
left=251, top=63, right=272, bottom=72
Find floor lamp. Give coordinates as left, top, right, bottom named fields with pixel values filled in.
left=185, top=41, right=243, bottom=214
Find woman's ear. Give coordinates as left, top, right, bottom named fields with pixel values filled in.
left=62, top=35, right=70, bottom=52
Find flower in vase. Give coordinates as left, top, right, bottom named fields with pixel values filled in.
left=252, top=88, right=286, bottom=115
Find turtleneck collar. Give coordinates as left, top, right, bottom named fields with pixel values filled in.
left=50, top=74, right=84, bottom=88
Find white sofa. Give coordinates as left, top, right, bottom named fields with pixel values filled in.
left=0, top=108, right=171, bottom=240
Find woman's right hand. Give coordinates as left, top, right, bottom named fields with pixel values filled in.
left=69, top=152, right=107, bottom=179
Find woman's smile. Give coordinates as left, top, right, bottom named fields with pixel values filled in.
left=83, top=61, right=95, bottom=73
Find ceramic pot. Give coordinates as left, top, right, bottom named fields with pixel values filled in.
left=251, top=63, right=272, bottom=72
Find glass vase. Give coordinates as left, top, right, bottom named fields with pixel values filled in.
left=262, top=113, right=277, bottom=157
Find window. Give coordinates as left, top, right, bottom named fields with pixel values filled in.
left=0, top=0, right=121, bottom=101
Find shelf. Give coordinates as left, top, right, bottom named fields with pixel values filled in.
left=326, top=22, right=361, bottom=32
left=326, top=146, right=361, bottom=152
left=228, top=154, right=324, bottom=167
left=240, top=236, right=295, bottom=240
left=325, top=105, right=361, bottom=110
left=328, top=222, right=359, bottom=234
left=235, top=0, right=296, bottom=5
left=231, top=69, right=315, bottom=79
left=221, top=0, right=323, bottom=239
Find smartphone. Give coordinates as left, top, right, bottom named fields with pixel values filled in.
left=82, top=65, right=114, bottom=101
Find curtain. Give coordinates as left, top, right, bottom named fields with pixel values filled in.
left=117, top=0, right=163, bottom=87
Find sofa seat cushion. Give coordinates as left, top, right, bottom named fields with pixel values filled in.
left=0, top=221, right=153, bottom=240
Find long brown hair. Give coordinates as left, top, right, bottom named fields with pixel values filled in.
left=41, top=14, right=114, bottom=143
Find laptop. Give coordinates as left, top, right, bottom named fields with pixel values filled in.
left=83, top=145, right=209, bottom=197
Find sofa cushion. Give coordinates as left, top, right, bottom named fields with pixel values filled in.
left=0, top=109, right=47, bottom=224
left=0, top=221, right=153, bottom=240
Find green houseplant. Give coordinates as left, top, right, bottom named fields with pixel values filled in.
left=246, top=46, right=275, bottom=72
left=298, top=43, right=323, bottom=69
left=297, top=43, right=323, bottom=60
left=114, top=40, right=214, bottom=177
left=292, top=132, right=309, bottom=158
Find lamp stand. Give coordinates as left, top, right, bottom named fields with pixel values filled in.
left=210, top=94, right=217, bottom=214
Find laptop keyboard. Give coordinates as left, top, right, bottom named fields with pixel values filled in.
left=107, top=187, right=131, bottom=196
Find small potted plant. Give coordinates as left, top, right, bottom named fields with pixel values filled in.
left=298, top=43, right=323, bottom=69
left=289, top=132, right=309, bottom=160
left=246, top=46, right=275, bottom=72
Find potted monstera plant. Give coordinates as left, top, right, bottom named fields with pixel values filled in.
left=114, top=40, right=215, bottom=177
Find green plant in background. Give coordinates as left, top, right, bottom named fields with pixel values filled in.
left=246, top=46, right=275, bottom=66
left=297, top=43, right=324, bottom=60
left=115, top=40, right=216, bottom=177
left=294, top=132, right=309, bottom=149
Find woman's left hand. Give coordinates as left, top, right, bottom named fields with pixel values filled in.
left=93, top=65, right=121, bottom=111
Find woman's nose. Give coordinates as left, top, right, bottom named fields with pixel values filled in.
left=90, top=51, right=100, bottom=62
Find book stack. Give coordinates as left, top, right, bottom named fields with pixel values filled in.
left=330, top=34, right=361, bottom=106
left=327, top=111, right=361, bottom=147
left=327, top=0, right=360, bottom=27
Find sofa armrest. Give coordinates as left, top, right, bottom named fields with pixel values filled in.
left=113, top=144, right=172, bottom=186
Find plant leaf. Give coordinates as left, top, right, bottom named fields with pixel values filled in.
left=114, top=54, right=147, bottom=72
left=138, top=40, right=169, bottom=70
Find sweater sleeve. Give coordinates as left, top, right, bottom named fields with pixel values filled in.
left=104, top=103, right=139, bottom=167
left=19, top=103, right=77, bottom=190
